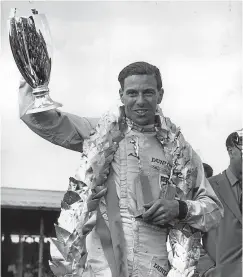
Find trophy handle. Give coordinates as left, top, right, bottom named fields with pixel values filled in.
left=25, top=86, right=62, bottom=114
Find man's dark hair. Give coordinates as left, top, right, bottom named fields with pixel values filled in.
left=118, top=61, right=163, bottom=90
left=225, top=132, right=242, bottom=149
left=203, top=163, right=213, bottom=178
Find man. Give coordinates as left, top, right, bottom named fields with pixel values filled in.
left=203, top=163, right=213, bottom=178
left=200, top=130, right=242, bottom=277
left=18, top=62, right=223, bottom=276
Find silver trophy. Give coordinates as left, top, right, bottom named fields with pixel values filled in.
left=9, top=8, right=62, bottom=114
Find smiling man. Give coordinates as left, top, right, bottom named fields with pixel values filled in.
left=118, top=70, right=163, bottom=126
left=19, top=61, right=223, bottom=277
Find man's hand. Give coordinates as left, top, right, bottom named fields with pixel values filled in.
left=142, top=199, right=179, bottom=225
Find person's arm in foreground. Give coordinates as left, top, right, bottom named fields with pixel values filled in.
left=19, top=78, right=99, bottom=152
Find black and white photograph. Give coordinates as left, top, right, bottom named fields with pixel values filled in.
left=0, top=1, right=242, bottom=277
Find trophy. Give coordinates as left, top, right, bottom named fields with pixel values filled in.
left=9, top=8, right=62, bottom=114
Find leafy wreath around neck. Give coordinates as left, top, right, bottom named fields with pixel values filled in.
left=49, top=105, right=201, bottom=277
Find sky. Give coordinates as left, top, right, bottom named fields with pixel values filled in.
left=0, top=0, right=242, bottom=191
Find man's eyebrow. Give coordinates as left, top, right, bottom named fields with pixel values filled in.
left=125, top=88, right=156, bottom=94
left=126, top=89, right=137, bottom=93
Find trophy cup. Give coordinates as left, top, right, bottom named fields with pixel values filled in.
left=9, top=8, right=62, bottom=114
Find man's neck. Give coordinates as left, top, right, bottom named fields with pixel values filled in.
left=126, top=118, right=156, bottom=133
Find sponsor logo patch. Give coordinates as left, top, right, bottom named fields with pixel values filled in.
left=151, top=157, right=172, bottom=169
left=153, top=262, right=168, bottom=276
left=128, top=137, right=139, bottom=160
left=160, top=174, right=169, bottom=186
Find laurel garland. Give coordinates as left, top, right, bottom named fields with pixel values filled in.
left=49, top=105, right=201, bottom=277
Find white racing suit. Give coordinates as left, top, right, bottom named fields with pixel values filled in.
left=85, top=129, right=170, bottom=276
left=75, top=128, right=221, bottom=277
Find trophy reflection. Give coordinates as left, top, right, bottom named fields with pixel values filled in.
left=9, top=8, right=62, bottom=114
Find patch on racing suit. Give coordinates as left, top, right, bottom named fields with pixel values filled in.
left=153, top=262, right=168, bottom=276
left=128, top=136, right=140, bottom=160
left=159, top=174, right=169, bottom=197
left=159, top=174, right=169, bottom=187
left=151, top=157, right=172, bottom=169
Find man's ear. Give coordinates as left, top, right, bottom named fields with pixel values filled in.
left=157, top=88, right=164, bottom=104
left=227, top=147, right=233, bottom=158
left=119, top=89, right=124, bottom=104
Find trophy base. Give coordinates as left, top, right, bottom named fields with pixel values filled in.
left=25, top=94, right=63, bottom=114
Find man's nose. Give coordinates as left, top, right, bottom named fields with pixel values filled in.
left=136, top=93, right=145, bottom=106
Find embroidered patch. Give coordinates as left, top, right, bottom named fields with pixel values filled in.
left=159, top=174, right=169, bottom=198
left=160, top=174, right=169, bottom=187
left=153, top=262, right=168, bottom=276
left=128, top=136, right=140, bottom=160
left=151, top=157, right=172, bottom=169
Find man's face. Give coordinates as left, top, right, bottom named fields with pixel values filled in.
left=119, top=75, right=163, bottom=126
left=229, top=145, right=242, bottom=180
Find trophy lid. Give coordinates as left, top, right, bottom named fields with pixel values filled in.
left=9, top=8, right=39, bottom=19
left=9, top=8, right=17, bottom=18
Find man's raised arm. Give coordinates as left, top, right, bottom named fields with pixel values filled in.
left=19, top=78, right=99, bottom=152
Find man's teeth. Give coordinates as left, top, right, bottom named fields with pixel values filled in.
left=136, top=110, right=147, bottom=115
